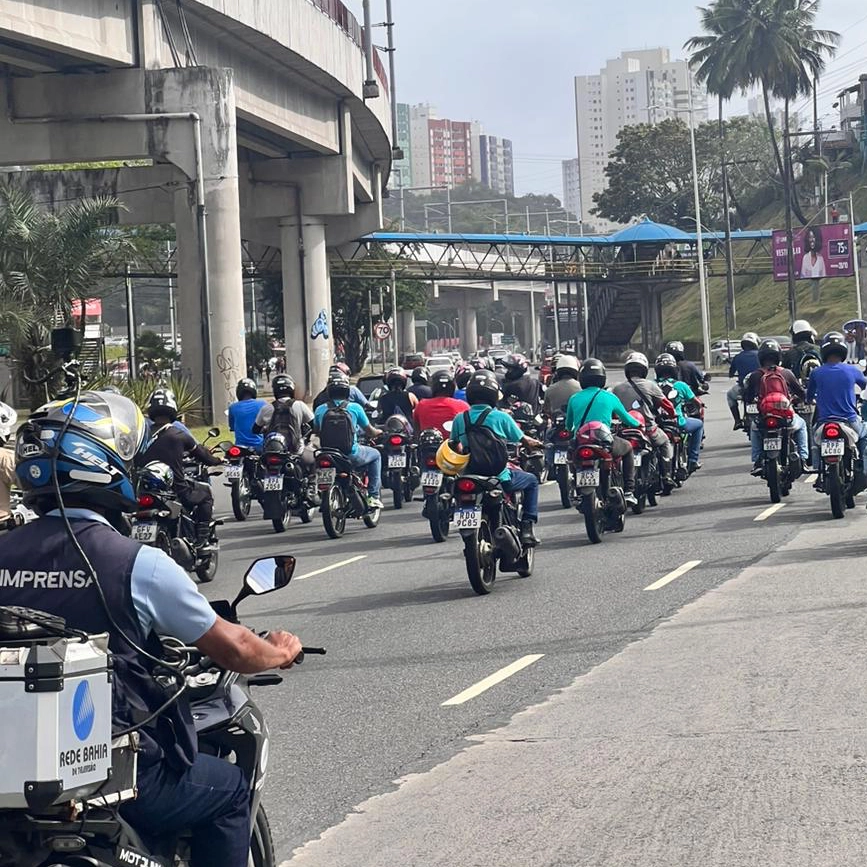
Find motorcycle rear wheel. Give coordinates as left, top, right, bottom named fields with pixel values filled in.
left=391, top=475, right=403, bottom=510
left=581, top=493, right=605, bottom=544
left=195, top=548, right=218, bottom=583
left=272, top=496, right=291, bottom=533
left=515, top=545, right=534, bottom=578
left=322, top=486, right=347, bottom=538
left=765, top=458, right=781, bottom=504
left=231, top=476, right=251, bottom=522
left=464, top=520, right=496, bottom=594
left=827, top=464, right=846, bottom=519
left=556, top=466, right=571, bottom=509
left=429, top=502, right=450, bottom=542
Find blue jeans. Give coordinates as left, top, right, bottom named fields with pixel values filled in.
left=682, top=417, right=704, bottom=464
left=348, top=444, right=381, bottom=497
left=750, top=415, right=808, bottom=463
left=122, top=755, right=250, bottom=867
left=504, top=468, right=539, bottom=521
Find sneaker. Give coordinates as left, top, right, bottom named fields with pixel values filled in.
left=750, top=462, right=763, bottom=477
left=366, top=496, right=384, bottom=510
left=688, top=462, right=702, bottom=474
left=624, top=491, right=638, bottom=506
left=802, top=466, right=818, bottom=474
left=733, top=420, right=743, bottom=430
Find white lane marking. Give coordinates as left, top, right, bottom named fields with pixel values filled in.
left=754, top=503, right=785, bottom=522
left=295, top=555, right=367, bottom=581
left=441, top=654, right=544, bottom=706
left=643, top=560, right=702, bottom=592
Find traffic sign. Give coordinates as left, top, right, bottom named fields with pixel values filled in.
left=373, top=321, right=392, bottom=341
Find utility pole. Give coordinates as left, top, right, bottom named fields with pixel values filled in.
left=166, top=241, right=177, bottom=354
left=390, top=268, right=399, bottom=367
left=720, top=153, right=737, bottom=333
left=125, top=263, right=136, bottom=380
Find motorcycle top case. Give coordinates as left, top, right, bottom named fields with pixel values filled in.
left=0, top=633, right=113, bottom=809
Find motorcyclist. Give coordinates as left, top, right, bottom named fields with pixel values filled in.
left=448, top=369, right=543, bottom=547
left=565, top=358, right=641, bottom=505
left=0, top=390, right=301, bottom=867
left=376, top=367, right=418, bottom=426
left=782, top=319, right=821, bottom=380
left=252, top=373, right=316, bottom=476
left=654, top=352, right=707, bottom=477
left=312, top=363, right=369, bottom=410
left=454, top=365, right=473, bottom=401
left=227, top=378, right=267, bottom=451
left=470, top=355, right=495, bottom=372
left=501, top=352, right=544, bottom=412
left=0, top=401, right=16, bottom=528
left=742, top=339, right=809, bottom=476
left=140, top=389, right=222, bottom=550
left=807, top=331, right=867, bottom=483
left=726, top=332, right=760, bottom=429
left=407, top=366, right=433, bottom=400
left=313, top=370, right=384, bottom=509
left=542, top=355, right=582, bottom=416
left=612, top=351, right=675, bottom=484
left=412, top=370, right=470, bottom=438
left=664, top=340, right=707, bottom=393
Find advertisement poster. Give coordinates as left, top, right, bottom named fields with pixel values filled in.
left=772, top=223, right=854, bottom=282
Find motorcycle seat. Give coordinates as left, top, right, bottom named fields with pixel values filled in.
left=460, top=475, right=503, bottom=491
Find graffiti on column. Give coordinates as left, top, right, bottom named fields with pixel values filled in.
left=310, top=309, right=330, bottom=340
left=216, top=346, right=240, bottom=397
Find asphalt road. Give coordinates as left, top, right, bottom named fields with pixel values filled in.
left=199, top=389, right=824, bottom=862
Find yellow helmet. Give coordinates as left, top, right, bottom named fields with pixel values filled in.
left=436, top=439, right=469, bottom=476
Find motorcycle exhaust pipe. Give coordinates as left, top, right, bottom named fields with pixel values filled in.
left=349, top=487, right=366, bottom=514
left=170, top=537, right=195, bottom=569
left=493, top=526, right=522, bottom=560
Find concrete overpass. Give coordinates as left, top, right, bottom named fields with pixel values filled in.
left=0, top=0, right=393, bottom=416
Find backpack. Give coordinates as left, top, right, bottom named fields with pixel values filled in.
left=757, top=366, right=790, bottom=413
left=797, top=348, right=821, bottom=382
left=461, top=408, right=509, bottom=477
left=319, top=400, right=355, bottom=454
left=266, top=399, right=301, bottom=453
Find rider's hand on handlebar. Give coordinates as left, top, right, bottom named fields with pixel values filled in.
left=267, top=630, right=303, bottom=668
left=522, top=435, right=543, bottom=450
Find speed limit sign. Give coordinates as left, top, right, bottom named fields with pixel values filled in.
left=373, top=321, right=392, bottom=341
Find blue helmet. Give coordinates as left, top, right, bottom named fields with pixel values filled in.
left=15, top=391, right=147, bottom=513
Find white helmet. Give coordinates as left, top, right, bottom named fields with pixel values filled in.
left=791, top=319, right=813, bottom=337
left=0, top=401, right=17, bottom=443
left=555, top=355, right=580, bottom=374
left=624, top=351, right=649, bottom=378
left=740, top=332, right=760, bottom=350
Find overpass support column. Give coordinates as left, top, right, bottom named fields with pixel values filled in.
left=461, top=292, right=478, bottom=357
left=280, top=217, right=333, bottom=399
left=399, top=310, right=417, bottom=356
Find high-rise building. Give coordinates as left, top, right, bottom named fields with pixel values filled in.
left=428, top=117, right=482, bottom=189
left=408, top=103, right=436, bottom=190
left=561, top=158, right=581, bottom=222
left=574, top=48, right=707, bottom=231
left=479, top=135, right=514, bottom=197
left=393, top=102, right=413, bottom=188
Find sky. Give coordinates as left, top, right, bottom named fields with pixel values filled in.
left=348, top=0, right=867, bottom=200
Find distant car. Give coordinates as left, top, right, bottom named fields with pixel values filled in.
left=762, top=335, right=792, bottom=352
left=401, top=353, right=426, bottom=370
left=355, top=374, right=384, bottom=400
left=710, top=339, right=739, bottom=367
left=426, top=355, right=455, bottom=375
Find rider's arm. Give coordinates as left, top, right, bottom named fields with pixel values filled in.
left=784, top=370, right=806, bottom=402
left=743, top=371, right=758, bottom=404
left=806, top=372, right=817, bottom=403
left=228, top=405, right=236, bottom=433
left=191, top=442, right=222, bottom=466
left=251, top=403, right=272, bottom=435
left=728, top=356, right=737, bottom=379
left=196, top=617, right=301, bottom=673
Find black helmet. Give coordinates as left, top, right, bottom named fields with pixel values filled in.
left=465, top=369, right=500, bottom=407
left=411, top=367, right=430, bottom=384
left=430, top=369, right=456, bottom=397
left=147, top=388, right=178, bottom=422
left=236, top=378, right=258, bottom=400
left=272, top=374, right=295, bottom=400
left=326, top=370, right=351, bottom=402
left=654, top=353, right=679, bottom=379
left=757, top=338, right=782, bottom=366
left=418, top=427, right=444, bottom=449
left=384, top=367, right=408, bottom=390
left=820, top=331, right=847, bottom=362
left=663, top=341, right=685, bottom=362
left=578, top=358, right=607, bottom=390
left=455, top=365, right=473, bottom=390
left=470, top=356, right=494, bottom=371
left=502, top=353, right=529, bottom=382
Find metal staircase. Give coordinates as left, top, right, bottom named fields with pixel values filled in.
left=587, top=284, right=643, bottom=358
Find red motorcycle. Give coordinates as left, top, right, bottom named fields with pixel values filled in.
left=617, top=411, right=659, bottom=514
left=571, top=421, right=627, bottom=544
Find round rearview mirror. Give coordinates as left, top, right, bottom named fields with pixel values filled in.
left=244, top=556, right=296, bottom=595
left=704, top=373, right=713, bottom=382
left=667, top=389, right=678, bottom=400
left=208, top=427, right=221, bottom=438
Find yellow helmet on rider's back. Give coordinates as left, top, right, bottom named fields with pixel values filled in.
left=436, top=439, right=469, bottom=476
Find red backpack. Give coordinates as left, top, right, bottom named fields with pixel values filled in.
left=757, top=366, right=792, bottom=415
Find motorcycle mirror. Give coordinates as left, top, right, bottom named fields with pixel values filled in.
left=232, top=556, right=297, bottom=614
left=667, top=389, right=678, bottom=400
left=704, top=373, right=713, bottom=382
left=207, top=426, right=220, bottom=438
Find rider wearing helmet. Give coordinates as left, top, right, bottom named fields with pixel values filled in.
left=654, top=353, right=706, bottom=476
left=1, top=392, right=302, bottom=865
left=412, top=371, right=470, bottom=438
left=312, top=364, right=370, bottom=410
left=542, top=355, right=581, bottom=415
left=448, top=369, right=543, bottom=546
left=408, top=366, right=433, bottom=401
left=228, top=378, right=267, bottom=451
left=252, top=374, right=316, bottom=475
left=141, top=389, right=223, bottom=549
left=664, top=340, right=707, bottom=393
left=313, top=371, right=384, bottom=509
left=807, top=332, right=867, bottom=480
left=0, top=401, right=17, bottom=528
left=727, top=332, right=761, bottom=429
left=565, top=359, right=643, bottom=504
left=377, top=367, right=418, bottom=426
left=613, top=352, right=676, bottom=482
left=742, top=339, right=809, bottom=476
left=782, top=319, right=821, bottom=380
left=470, top=355, right=495, bottom=372
left=454, top=364, right=473, bottom=401
left=501, top=352, right=544, bottom=413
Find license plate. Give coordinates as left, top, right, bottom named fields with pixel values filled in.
left=453, top=507, right=481, bottom=529
left=262, top=476, right=283, bottom=492
left=388, top=454, right=407, bottom=468
left=226, top=465, right=242, bottom=480
left=421, top=470, right=442, bottom=488
left=554, top=450, right=568, bottom=465
left=132, top=521, right=158, bottom=543
left=634, top=452, right=643, bottom=467
left=746, top=403, right=758, bottom=414
left=822, top=440, right=845, bottom=456
left=764, top=438, right=782, bottom=452
left=577, top=470, right=600, bottom=487
left=317, top=468, right=336, bottom=485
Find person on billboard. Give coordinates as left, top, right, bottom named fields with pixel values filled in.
left=800, top=226, right=827, bottom=279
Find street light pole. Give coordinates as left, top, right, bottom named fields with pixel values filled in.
left=850, top=192, right=863, bottom=319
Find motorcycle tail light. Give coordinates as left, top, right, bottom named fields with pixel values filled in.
left=227, top=446, right=242, bottom=458
left=425, top=456, right=437, bottom=468
left=456, top=478, right=476, bottom=493
left=318, top=457, right=333, bottom=468
left=578, top=447, right=594, bottom=460
left=824, top=423, right=841, bottom=439
left=137, top=494, right=155, bottom=508
left=765, top=416, right=779, bottom=429
left=389, top=435, right=403, bottom=446
left=265, top=454, right=283, bottom=466
left=557, top=430, right=571, bottom=440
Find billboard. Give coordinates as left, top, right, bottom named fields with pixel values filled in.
left=772, top=223, right=854, bottom=282
left=71, top=298, right=103, bottom=318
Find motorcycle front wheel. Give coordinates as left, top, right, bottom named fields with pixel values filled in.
left=464, top=520, right=496, bottom=595
left=322, top=486, right=347, bottom=538
left=231, top=476, right=252, bottom=521
left=248, top=804, right=275, bottom=867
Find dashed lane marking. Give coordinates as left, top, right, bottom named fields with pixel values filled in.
left=643, top=560, right=702, bottom=591
left=441, top=654, right=545, bottom=706
left=754, top=503, right=785, bottom=522
left=295, top=555, right=367, bottom=581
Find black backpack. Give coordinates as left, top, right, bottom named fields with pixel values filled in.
left=461, top=408, right=509, bottom=477
left=319, top=400, right=355, bottom=454
left=266, top=399, right=301, bottom=453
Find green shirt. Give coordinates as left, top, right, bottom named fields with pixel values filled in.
left=450, top=404, right=523, bottom=482
left=657, top=377, right=695, bottom=427
left=565, top=387, right=638, bottom=432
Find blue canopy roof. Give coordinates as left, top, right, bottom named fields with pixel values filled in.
left=606, top=218, right=693, bottom=244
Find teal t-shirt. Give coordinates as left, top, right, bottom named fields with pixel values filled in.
left=449, top=405, right=523, bottom=482
left=565, top=387, right=638, bottom=432
left=656, top=377, right=695, bottom=427
left=313, top=399, right=370, bottom=455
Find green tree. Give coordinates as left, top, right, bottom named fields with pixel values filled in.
left=136, top=329, right=179, bottom=373
left=245, top=331, right=272, bottom=366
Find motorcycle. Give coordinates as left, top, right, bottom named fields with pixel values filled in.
left=381, top=415, right=419, bottom=509
left=755, top=397, right=802, bottom=503
left=418, top=428, right=453, bottom=543
left=454, top=469, right=534, bottom=595
left=742, top=396, right=759, bottom=440
left=572, top=422, right=627, bottom=544
left=315, top=447, right=382, bottom=538
left=257, top=431, right=318, bottom=533
left=221, top=441, right=261, bottom=521
left=0, top=556, right=323, bottom=867
left=816, top=419, right=859, bottom=518
left=619, top=412, right=659, bottom=514
left=507, top=399, right=546, bottom=482
left=548, top=413, right=575, bottom=509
